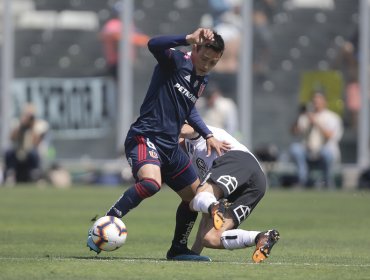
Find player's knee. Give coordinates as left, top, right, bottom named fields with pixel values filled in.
left=135, top=178, right=161, bottom=198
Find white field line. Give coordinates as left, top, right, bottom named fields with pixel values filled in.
left=0, top=257, right=369, bottom=268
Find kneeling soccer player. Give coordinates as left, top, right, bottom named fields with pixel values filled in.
left=180, top=124, right=280, bottom=263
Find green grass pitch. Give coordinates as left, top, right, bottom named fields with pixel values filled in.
left=0, top=185, right=369, bottom=280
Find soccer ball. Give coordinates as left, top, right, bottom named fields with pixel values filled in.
left=91, top=216, right=127, bottom=251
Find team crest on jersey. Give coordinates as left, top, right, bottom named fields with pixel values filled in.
left=197, top=83, right=205, bottom=97
left=149, top=150, right=158, bottom=159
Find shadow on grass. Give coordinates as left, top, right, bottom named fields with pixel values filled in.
left=70, top=256, right=168, bottom=262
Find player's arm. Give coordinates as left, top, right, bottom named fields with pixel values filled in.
left=148, top=28, right=214, bottom=66
left=185, top=28, right=215, bottom=45
left=147, top=35, right=189, bottom=66
left=187, top=107, right=230, bottom=156
left=180, top=123, right=199, bottom=140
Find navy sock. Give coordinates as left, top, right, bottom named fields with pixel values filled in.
left=171, top=201, right=198, bottom=248
left=106, top=185, right=143, bottom=218
left=106, top=179, right=160, bottom=218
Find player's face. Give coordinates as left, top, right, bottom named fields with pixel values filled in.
left=192, top=46, right=222, bottom=76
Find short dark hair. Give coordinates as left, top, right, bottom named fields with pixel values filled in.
left=198, top=31, right=224, bottom=54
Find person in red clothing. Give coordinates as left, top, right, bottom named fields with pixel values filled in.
left=100, top=4, right=149, bottom=80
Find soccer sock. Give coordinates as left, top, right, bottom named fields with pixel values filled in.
left=106, top=179, right=160, bottom=218
left=192, top=192, right=217, bottom=213
left=221, top=229, right=260, bottom=250
left=171, top=200, right=198, bottom=248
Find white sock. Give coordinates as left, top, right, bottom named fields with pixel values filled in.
left=221, top=229, right=260, bottom=250
left=192, top=192, right=217, bottom=213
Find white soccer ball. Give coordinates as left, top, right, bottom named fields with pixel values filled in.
left=91, top=216, right=127, bottom=251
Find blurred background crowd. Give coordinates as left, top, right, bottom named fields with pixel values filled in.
left=0, top=0, right=369, bottom=190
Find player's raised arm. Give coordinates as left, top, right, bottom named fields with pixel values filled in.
left=147, top=34, right=189, bottom=65
left=185, top=28, right=215, bottom=46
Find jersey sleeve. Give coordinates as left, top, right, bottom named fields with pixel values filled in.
left=147, top=35, right=189, bottom=68
left=187, top=106, right=213, bottom=139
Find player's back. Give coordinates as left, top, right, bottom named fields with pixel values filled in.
left=184, top=126, right=256, bottom=179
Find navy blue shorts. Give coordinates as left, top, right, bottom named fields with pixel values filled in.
left=125, top=135, right=198, bottom=192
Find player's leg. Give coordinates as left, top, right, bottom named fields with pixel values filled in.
left=190, top=181, right=225, bottom=229
left=105, top=164, right=161, bottom=217
left=87, top=136, right=162, bottom=253
left=106, top=136, right=162, bottom=218
left=164, top=148, right=210, bottom=261
left=192, top=213, right=259, bottom=252
left=192, top=209, right=279, bottom=263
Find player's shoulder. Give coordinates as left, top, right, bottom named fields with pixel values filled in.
left=170, top=49, right=192, bottom=66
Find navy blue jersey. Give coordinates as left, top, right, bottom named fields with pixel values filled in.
left=125, top=35, right=212, bottom=150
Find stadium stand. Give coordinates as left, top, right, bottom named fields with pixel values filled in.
left=253, top=0, right=358, bottom=164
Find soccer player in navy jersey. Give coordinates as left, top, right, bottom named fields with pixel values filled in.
left=87, top=28, right=229, bottom=261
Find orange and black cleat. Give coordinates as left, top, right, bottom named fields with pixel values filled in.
left=208, top=199, right=227, bottom=230
left=252, top=229, right=280, bottom=263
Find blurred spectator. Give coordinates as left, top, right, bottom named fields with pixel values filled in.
left=100, top=2, right=149, bottom=81
left=208, top=0, right=235, bottom=26
left=333, top=29, right=359, bottom=129
left=198, top=85, right=239, bottom=136
left=289, top=92, right=343, bottom=188
left=205, top=0, right=275, bottom=98
left=203, top=0, right=242, bottom=101
left=252, top=0, right=275, bottom=80
left=3, top=104, right=49, bottom=183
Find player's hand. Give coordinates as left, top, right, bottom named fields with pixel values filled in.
left=186, top=28, right=214, bottom=46
left=206, top=136, right=231, bottom=157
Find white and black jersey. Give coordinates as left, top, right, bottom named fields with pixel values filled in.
left=184, top=126, right=258, bottom=180
left=185, top=126, right=266, bottom=227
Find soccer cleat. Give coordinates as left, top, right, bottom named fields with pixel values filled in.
left=87, top=227, right=101, bottom=254
left=166, top=244, right=211, bottom=262
left=208, top=199, right=227, bottom=230
left=252, top=229, right=280, bottom=263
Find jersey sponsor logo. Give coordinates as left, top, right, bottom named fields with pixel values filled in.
left=216, top=175, right=238, bottom=195
left=149, top=150, right=158, bottom=159
left=174, top=83, right=197, bottom=103
left=233, top=205, right=251, bottom=224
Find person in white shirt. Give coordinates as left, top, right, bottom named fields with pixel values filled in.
left=198, top=86, right=239, bottom=136
left=290, top=92, right=343, bottom=188
left=180, top=124, right=280, bottom=263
